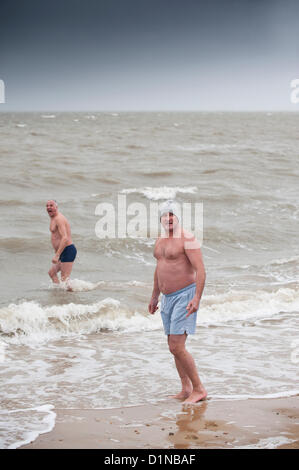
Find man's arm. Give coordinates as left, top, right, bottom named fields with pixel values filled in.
left=152, top=266, right=161, bottom=298
left=184, top=235, right=206, bottom=316
left=148, top=240, right=161, bottom=314
left=148, top=266, right=161, bottom=314
left=52, top=218, right=69, bottom=263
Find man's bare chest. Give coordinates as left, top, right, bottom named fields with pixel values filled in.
left=155, top=239, right=185, bottom=260
left=50, top=220, right=58, bottom=234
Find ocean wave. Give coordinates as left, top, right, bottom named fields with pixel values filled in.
left=50, top=279, right=105, bottom=292
left=95, top=176, right=120, bottom=185
left=176, top=144, right=236, bottom=155
left=0, top=237, right=48, bottom=252
left=265, top=255, right=299, bottom=267
left=1, top=286, right=298, bottom=344
left=120, top=186, right=198, bottom=200
left=0, top=298, right=162, bottom=344
left=136, top=171, right=174, bottom=178
left=200, top=286, right=299, bottom=326
left=0, top=200, right=27, bottom=207
left=49, top=278, right=149, bottom=292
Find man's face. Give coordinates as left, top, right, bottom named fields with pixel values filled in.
left=161, top=212, right=179, bottom=232
left=46, top=200, right=57, bottom=217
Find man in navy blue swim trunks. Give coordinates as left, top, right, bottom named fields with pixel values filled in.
left=46, top=200, right=77, bottom=289
left=148, top=200, right=207, bottom=404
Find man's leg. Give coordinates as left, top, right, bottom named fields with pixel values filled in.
left=168, top=333, right=207, bottom=403
left=60, top=262, right=74, bottom=290
left=48, top=262, right=61, bottom=284
left=168, top=335, right=193, bottom=399
left=60, top=262, right=74, bottom=282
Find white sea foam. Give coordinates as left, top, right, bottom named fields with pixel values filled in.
left=235, top=436, right=295, bottom=449
left=199, top=286, right=299, bottom=326
left=125, top=280, right=148, bottom=287
left=53, top=278, right=105, bottom=292
left=1, top=286, right=298, bottom=344
left=266, top=255, right=299, bottom=266
left=0, top=404, right=56, bottom=449
left=212, top=390, right=299, bottom=401
left=0, top=298, right=162, bottom=344
left=67, top=279, right=149, bottom=290
left=49, top=278, right=149, bottom=292
left=120, top=186, right=198, bottom=200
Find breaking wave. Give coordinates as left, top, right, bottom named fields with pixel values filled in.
left=1, top=286, right=298, bottom=344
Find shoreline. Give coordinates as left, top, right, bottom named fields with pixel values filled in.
left=20, top=396, right=299, bottom=449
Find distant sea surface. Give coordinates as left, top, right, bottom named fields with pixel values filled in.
left=0, top=112, right=298, bottom=448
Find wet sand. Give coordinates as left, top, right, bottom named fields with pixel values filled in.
left=21, top=396, right=299, bottom=449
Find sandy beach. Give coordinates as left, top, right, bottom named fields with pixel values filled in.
left=21, top=396, right=299, bottom=449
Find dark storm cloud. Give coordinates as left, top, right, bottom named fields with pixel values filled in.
left=1, top=0, right=299, bottom=110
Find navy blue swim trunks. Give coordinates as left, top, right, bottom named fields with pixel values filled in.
left=59, top=244, right=77, bottom=263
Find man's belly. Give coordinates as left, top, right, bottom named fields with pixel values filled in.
left=51, top=235, right=72, bottom=252
left=157, top=260, right=196, bottom=295
left=51, top=235, right=60, bottom=251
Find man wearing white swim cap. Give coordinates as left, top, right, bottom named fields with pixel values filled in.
left=148, top=200, right=207, bottom=404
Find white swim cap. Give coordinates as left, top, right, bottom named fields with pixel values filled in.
left=159, top=200, right=180, bottom=221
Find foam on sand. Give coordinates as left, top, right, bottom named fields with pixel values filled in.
left=0, top=404, right=56, bottom=449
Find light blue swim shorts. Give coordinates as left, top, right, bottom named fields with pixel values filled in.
left=160, top=283, right=199, bottom=335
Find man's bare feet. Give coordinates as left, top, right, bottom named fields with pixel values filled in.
left=169, top=389, right=193, bottom=400
left=182, top=388, right=207, bottom=404
left=60, top=279, right=73, bottom=292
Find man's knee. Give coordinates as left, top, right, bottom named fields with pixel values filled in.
left=169, top=338, right=185, bottom=357
left=48, top=267, right=57, bottom=278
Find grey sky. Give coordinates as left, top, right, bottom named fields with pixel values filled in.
left=1, top=0, right=299, bottom=111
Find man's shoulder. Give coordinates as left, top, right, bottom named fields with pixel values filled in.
left=49, top=215, right=59, bottom=230
left=154, top=236, right=163, bottom=245
left=181, top=230, right=202, bottom=251
left=56, top=212, right=68, bottom=224
left=181, top=229, right=196, bottom=241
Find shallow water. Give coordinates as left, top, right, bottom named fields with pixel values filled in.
left=0, top=112, right=298, bottom=448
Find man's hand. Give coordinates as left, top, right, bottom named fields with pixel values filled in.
left=52, top=254, right=60, bottom=264
left=148, top=297, right=159, bottom=315
left=186, top=296, right=200, bottom=317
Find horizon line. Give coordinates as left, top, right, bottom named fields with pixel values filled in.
left=0, top=109, right=298, bottom=113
